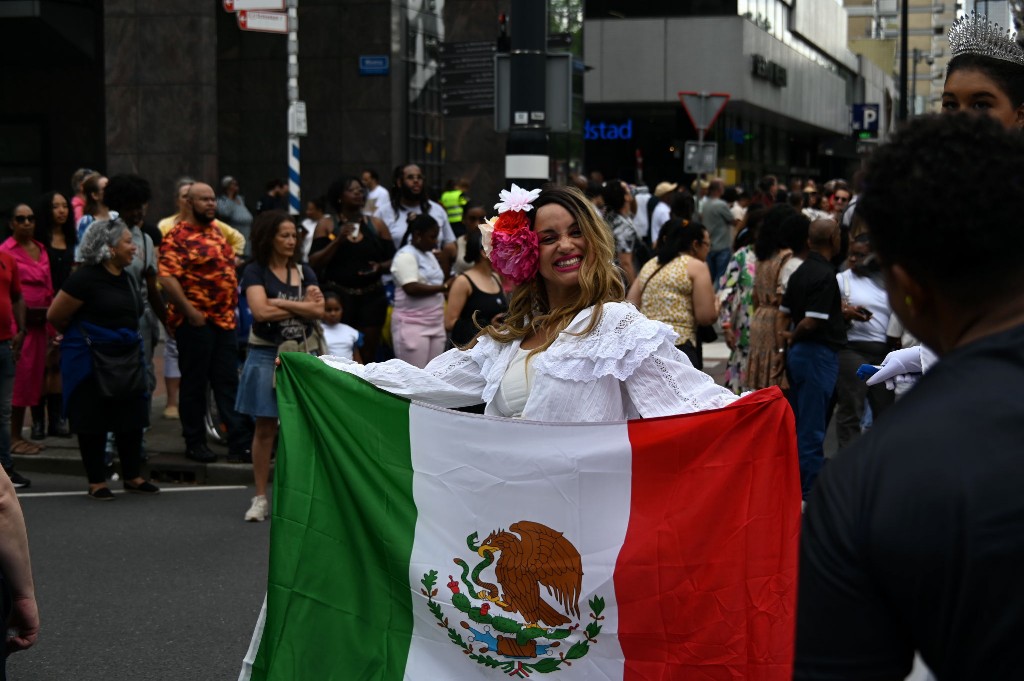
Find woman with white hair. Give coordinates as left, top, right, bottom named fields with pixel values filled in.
left=47, top=219, right=159, bottom=500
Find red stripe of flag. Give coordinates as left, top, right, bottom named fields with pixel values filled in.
left=616, top=387, right=801, bottom=680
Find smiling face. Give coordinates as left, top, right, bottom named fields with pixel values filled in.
left=534, top=203, right=587, bottom=298
left=111, top=228, right=137, bottom=268
left=273, top=220, right=298, bottom=260
left=942, top=68, right=1024, bottom=129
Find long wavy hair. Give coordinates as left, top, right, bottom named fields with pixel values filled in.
left=478, top=184, right=623, bottom=354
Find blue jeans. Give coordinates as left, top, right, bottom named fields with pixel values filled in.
left=0, top=342, right=12, bottom=470
left=708, top=248, right=731, bottom=291
left=787, top=341, right=839, bottom=497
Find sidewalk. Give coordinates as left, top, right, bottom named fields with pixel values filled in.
left=11, top=341, right=258, bottom=487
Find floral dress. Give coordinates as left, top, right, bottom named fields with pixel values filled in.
left=718, top=246, right=756, bottom=394
left=746, top=249, right=791, bottom=391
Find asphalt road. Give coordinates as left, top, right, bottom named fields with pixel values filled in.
left=7, top=472, right=270, bottom=680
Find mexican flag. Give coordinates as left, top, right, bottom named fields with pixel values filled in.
left=241, top=353, right=800, bottom=681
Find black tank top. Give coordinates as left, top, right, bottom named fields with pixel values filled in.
left=450, top=273, right=508, bottom=347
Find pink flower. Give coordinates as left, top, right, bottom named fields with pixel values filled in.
left=490, top=225, right=539, bottom=286
left=494, top=184, right=542, bottom=214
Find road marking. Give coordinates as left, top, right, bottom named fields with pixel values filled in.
left=17, top=485, right=247, bottom=498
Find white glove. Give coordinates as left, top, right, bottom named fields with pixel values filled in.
left=866, top=346, right=925, bottom=391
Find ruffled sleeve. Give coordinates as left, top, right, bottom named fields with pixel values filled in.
left=535, top=302, right=738, bottom=417
left=320, top=347, right=489, bottom=408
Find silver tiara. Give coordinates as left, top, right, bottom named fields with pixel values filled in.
left=949, top=11, right=1024, bottom=67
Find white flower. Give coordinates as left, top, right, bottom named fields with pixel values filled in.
left=494, top=183, right=542, bottom=214
left=479, top=216, right=498, bottom=256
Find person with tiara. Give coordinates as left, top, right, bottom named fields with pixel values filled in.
left=322, top=183, right=738, bottom=421
left=868, top=9, right=1024, bottom=393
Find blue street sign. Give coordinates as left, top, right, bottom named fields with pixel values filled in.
left=852, top=104, right=880, bottom=134
left=359, top=55, right=390, bottom=76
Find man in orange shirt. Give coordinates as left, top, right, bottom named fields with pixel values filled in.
left=158, top=182, right=253, bottom=463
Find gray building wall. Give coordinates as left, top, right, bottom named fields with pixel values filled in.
left=584, top=16, right=850, bottom=135
left=105, top=1, right=218, bottom=218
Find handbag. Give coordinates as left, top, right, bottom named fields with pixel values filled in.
left=79, top=278, right=146, bottom=398
left=275, top=266, right=328, bottom=357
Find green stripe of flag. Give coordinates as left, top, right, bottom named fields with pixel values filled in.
left=251, top=353, right=417, bottom=681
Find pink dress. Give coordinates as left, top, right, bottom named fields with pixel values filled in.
left=0, top=239, right=53, bottom=407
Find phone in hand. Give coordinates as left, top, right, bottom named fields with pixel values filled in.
left=855, top=306, right=873, bottom=320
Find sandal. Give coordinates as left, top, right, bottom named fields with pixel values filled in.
left=11, top=440, right=43, bottom=455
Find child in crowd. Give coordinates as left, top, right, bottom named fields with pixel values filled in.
left=322, top=291, right=362, bottom=363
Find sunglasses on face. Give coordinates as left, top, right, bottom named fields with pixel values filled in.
left=13, top=215, right=35, bottom=224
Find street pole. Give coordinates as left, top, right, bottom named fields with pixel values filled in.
left=910, top=48, right=919, bottom=117
left=287, top=0, right=300, bottom=215
left=504, top=0, right=548, bottom=190
left=898, top=0, right=909, bottom=122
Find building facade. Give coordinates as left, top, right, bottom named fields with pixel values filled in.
left=582, top=1, right=889, bottom=188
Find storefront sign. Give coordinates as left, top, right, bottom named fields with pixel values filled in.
left=752, top=55, right=787, bottom=87
left=584, top=119, right=633, bottom=140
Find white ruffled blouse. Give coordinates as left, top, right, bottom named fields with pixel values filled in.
left=321, top=302, right=739, bottom=422
left=321, top=301, right=737, bottom=419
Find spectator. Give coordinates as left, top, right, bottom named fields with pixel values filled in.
left=2, top=205, right=53, bottom=456
left=445, top=229, right=508, bottom=348
left=360, top=168, right=390, bottom=216
left=74, top=173, right=112, bottom=243
left=750, top=174, right=777, bottom=208
left=0, top=242, right=28, bottom=489
left=236, top=211, right=324, bottom=522
left=452, top=202, right=486, bottom=275
left=834, top=234, right=895, bottom=449
left=309, top=176, right=394, bottom=364
left=374, top=163, right=457, bottom=273
left=255, top=178, right=288, bottom=215
left=104, top=175, right=167, bottom=426
left=0, top=465, right=39, bottom=672
left=700, top=179, right=737, bottom=290
left=649, top=182, right=676, bottom=246
left=780, top=218, right=846, bottom=498
left=158, top=182, right=253, bottom=464
left=439, top=177, right=471, bottom=237
left=216, top=175, right=255, bottom=255
left=47, top=219, right=159, bottom=499
left=801, top=181, right=830, bottom=221
left=746, top=205, right=797, bottom=390
left=299, top=196, right=328, bottom=262
left=602, top=179, right=639, bottom=285
left=32, top=191, right=76, bottom=438
left=69, top=167, right=92, bottom=223
left=390, top=214, right=447, bottom=368
left=321, top=291, right=361, bottom=362
left=718, top=205, right=766, bottom=394
left=627, top=219, right=716, bottom=370
left=795, top=113, right=1024, bottom=681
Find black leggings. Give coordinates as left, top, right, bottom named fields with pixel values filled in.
left=78, top=431, right=143, bottom=485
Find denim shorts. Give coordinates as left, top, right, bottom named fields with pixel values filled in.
left=235, top=346, right=279, bottom=419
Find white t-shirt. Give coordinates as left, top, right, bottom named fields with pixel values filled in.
left=374, top=199, right=456, bottom=247
left=650, top=201, right=671, bottom=245
left=633, top=193, right=651, bottom=240
left=391, top=244, right=445, bottom=312
left=364, top=185, right=390, bottom=216
left=837, top=270, right=890, bottom=343
left=323, top=322, right=362, bottom=359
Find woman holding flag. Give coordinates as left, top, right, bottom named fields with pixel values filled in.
left=323, top=183, right=737, bottom=420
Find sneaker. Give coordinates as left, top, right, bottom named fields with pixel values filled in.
left=227, top=449, right=252, bottom=464
left=4, top=468, right=30, bottom=489
left=244, top=495, right=269, bottom=522
left=30, top=422, right=45, bottom=441
left=162, top=405, right=180, bottom=420
left=185, top=443, right=217, bottom=463
left=88, top=486, right=115, bottom=501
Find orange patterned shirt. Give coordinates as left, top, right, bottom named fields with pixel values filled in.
left=158, top=221, right=238, bottom=331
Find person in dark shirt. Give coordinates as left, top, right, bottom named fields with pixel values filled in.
left=780, top=218, right=846, bottom=498
left=794, top=113, right=1024, bottom=680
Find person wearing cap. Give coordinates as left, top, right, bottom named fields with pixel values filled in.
left=216, top=175, right=254, bottom=256
left=650, top=181, right=676, bottom=246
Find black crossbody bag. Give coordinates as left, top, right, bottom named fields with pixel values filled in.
left=79, top=273, right=146, bottom=398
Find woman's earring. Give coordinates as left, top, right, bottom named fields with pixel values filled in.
left=904, top=295, right=913, bottom=314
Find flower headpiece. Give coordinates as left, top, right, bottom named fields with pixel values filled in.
left=479, top=184, right=542, bottom=287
